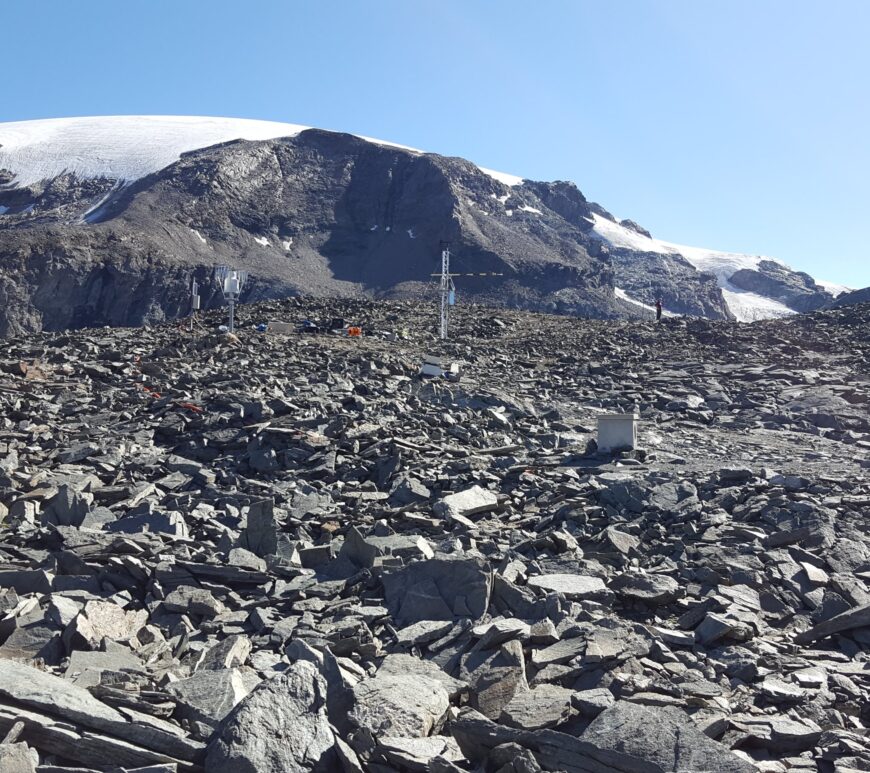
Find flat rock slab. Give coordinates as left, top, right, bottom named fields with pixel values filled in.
left=794, top=601, right=870, bottom=644
left=730, top=714, right=822, bottom=752
left=377, top=735, right=463, bottom=770
left=162, top=586, right=225, bottom=618
left=500, top=683, right=575, bottom=730
left=527, top=573, right=606, bottom=600
left=571, top=688, right=615, bottom=717
left=611, top=573, right=681, bottom=605
left=0, top=660, right=125, bottom=732
left=433, top=485, right=498, bottom=520
left=65, top=649, right=146, bottom=688
left=341, top=528, right=434, bottom=568
left=531, top=636, right=586, bottom=667
left=581, top=701, right=756, bottom=773
left=382, top=556, right=492, bottom=626
left=395, top=619, right=455, bottom=647
left=350, top=672, right=450, bottom=738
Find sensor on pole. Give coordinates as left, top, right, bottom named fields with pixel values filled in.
left=214, top=266, right=248, bottom=333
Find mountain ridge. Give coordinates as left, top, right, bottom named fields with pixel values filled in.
left=0, top=115, right=855, bottom=335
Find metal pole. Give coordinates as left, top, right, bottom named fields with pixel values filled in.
left=440, top=245, right=450, bottom=340
left=190, top=278, right=198, bottom=332
left=228, top=298, right=235, bottom=334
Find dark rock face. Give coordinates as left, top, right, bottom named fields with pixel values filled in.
left=830, top=285, right=870, bottom=308
left=0, top=129, right=629, bottom=336
left=608, top=246, right=733, bottom=319
left=618, top=219, right=651, bottom=238
left=729, top=259, right=831, bottom=312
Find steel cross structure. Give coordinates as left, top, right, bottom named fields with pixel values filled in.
left=431, top=243, right=503, bottom=340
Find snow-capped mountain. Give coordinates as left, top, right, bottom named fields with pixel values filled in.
left=0, top=115, right=851, bottom=335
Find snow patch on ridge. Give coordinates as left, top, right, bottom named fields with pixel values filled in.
left=479, top=167, right=523, bottom=187
left=0, top=115, right=524, bottom=190
left=0, top=116, right=307, bottom=188
left=591, top=214, right=835, bottom=323
left=589, top=213, right=783, bottom=279
left=614, top=287, right=675, bottom=317
left=815, top=279, right=851, bottom=297
left=721, top=287, right=796, bottom=322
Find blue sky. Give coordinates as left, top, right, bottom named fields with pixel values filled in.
left=2, top=0, right=868, bottom=287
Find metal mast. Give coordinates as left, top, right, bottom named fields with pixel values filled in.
left=189, top=277, right=200, bottom=332
left=431, top=242, right=503, bottom=341
left=439, top=242, right=454, bottom=340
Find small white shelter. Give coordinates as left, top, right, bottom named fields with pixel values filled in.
left=597, top=413, right=638, bottom=453
left=420, top=356, right=460, bottom=378
left=267, top=321, right=295, bottom=334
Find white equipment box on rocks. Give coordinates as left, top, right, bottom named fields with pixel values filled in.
left=597, top=413, right=638, bottom=453
left=419, top=356, right=460, bottom=378
left=267, top=322, right=296, bottom=334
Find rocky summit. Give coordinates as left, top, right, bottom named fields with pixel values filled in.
left=0, top=297, right=869, bottom=773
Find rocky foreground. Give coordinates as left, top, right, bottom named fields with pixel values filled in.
left=0, top=298, right=868, bottom=773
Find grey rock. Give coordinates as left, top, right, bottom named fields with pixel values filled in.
left=731, top=714, right=823, bottom=752
left=341, top=526, right=433, bottom=569
left=65, top=648, right=146, bottom=688
left=377, top=654, right=467, bottom=699
left=571, top=688, right=615, bottom=717
left=241, top=498, right=278, bottom=558
left=382, top=556, right=492, bottom=626
left=198, top=634, right=252, bottom=670
left=795, top=601, right=870, bottom=644
left=166, top=667, right=259, bottom=727
left=0, top=743, right=37, bottom=773
left=526, top=573, right=606, bottom=600
left=206, top=660, right=334, bottom=772
left=395, top=619, right=454, bottom=647
left=460, top=639, right=528, bottom=719
left=433, top=485, right=498, bottom=521
left=376, top=735, right=463, bottom=771
left=499, top=683, right=575, bottom=730
left=350, top=672, right=450, bottom=738
left=0, top=659, right=125, bottom=732
left=611, top=573, right=681, bottom=605
left=162, top=586, right=225, bottom=618
left=582, top=701, right=756, bottom=773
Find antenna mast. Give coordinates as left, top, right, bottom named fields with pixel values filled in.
left=431, top=242, right=503, bottom=341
